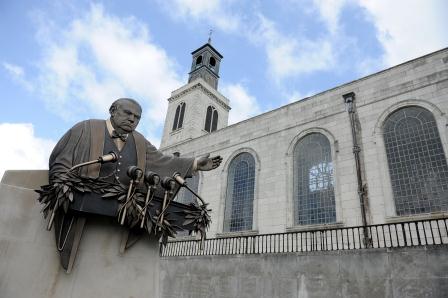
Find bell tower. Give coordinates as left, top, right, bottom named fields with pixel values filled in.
left=160, top=41, right=230, bottom=150
left=188, top=41, right=223, bottom=89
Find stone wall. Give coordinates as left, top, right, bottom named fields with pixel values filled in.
left=0, top=170, right=160, bottom=298
left=160, top=246, right=448, bottom=298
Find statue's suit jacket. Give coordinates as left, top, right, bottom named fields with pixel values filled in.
left=49, top=119, right=194, bottom=184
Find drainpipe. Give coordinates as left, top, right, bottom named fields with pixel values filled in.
left=343, top=92, right=372, bottom=248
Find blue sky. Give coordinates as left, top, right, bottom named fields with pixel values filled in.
left=1, top=0, right=447, bottom=178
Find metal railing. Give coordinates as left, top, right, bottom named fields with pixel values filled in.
left=160, top=217, right=448, bottom=257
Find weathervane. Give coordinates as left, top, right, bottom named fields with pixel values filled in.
left=208, top=29, right=213, bottom=43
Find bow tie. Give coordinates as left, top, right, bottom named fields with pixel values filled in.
left=111, top=130, right=128, bottom=142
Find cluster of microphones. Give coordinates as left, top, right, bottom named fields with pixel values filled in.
left=70, top=151, right=205, bottom=228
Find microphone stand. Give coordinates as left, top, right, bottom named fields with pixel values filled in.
left=140, top=172, right=160, bottom=229
left=172, top=173, right=206, bottom=205
left=119, top=166, right=143, bottom=226
left=158, top=178, right=176, bottom=231
left=172, top=173, right=209, bottom=249
left=120, top=181, right=135, bottom=225
left=67, top=152, right=118, bottom=173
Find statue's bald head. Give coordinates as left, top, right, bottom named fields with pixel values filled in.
left=109, top=98, right=141, bottom=113
left=109, top=98, right=142, bottom=134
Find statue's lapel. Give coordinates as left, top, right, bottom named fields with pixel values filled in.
left=86, top=119, right=106, bottom=177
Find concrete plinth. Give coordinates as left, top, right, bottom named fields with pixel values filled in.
left=0, top=170, right=160, bottom=298
left=160, top=246, right=448, bottom=298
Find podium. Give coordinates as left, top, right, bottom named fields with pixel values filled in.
left=0, top=170, right=162, bottom=298
left=36, top=171, right=203, bottom=273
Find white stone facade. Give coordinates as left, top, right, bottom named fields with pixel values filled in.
left=160, top=48, right=448, bottom=237
left=160, top=78, right=230, bottom=149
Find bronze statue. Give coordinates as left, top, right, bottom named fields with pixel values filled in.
left=37, top=98, right=222, bottom=272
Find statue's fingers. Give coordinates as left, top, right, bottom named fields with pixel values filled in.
left=212, top=156, right=222, bottom=164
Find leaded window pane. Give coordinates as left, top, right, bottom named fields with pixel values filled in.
left=172, top=102, right=185, bottom=131
left=172, top=105, right=180, bottom=131
left=383, top=106, right=448, bottom=216
left=204, top=106, right=212, bottom=132
left=294, top=133, right=336, bottom=225
left=211, top=110, right=218, bottom=132
left=224, top=153, right=255, bottom=232
left=178, top=103, right=186, bottom=129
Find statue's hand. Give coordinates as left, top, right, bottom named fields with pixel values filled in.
left=196, top=154, right=223, bottom=171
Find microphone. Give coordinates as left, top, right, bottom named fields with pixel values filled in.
left=67, top=151, right=118, bottom=173
left=144, top=171, right=160, bottom=186
left=98, top=151, right=118, bottom=163
left=161, top=177, right=176, bottom=192
left=127, top=166, right=143, bottom=183
left=173, top=172, right=186, bottom=185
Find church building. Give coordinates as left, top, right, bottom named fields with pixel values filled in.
left=160, top=42, right=448, bottom=238
left=1, top=42, right=447, bottom=298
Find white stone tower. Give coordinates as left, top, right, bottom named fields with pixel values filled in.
left=160, top=42, right=231, bottom=149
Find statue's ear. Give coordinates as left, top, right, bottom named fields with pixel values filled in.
left=109, top=105, right=116, bottom=116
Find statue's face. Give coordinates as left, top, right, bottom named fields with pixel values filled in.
left=110, top=100, right=142, bottom=134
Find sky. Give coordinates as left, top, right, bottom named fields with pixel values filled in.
left=1, top=0, right=447, bottom=179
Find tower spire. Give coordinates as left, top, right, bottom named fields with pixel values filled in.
left=208, top=29, right=213, bottom=44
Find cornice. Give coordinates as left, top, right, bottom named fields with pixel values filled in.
left=168, top=82, right=231, bottom=111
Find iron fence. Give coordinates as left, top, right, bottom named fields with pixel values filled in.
left=160, top=217, right=448, bottom=257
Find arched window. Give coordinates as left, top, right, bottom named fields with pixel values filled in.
left=224, top=153, right=256, bottom=232
left=204, top=105, right=218, bottom=133
left=383, top=106, right=448, bottom=216
left=175, top=174, right=200, bottom=205
left=212, top=109, right=218, bottom=131
left=195, top=56, right=203, bottom=68
left=209, top=56, right=216, bottom=70
left=172, top=102, right=186, bottom=131
left=293, top=133, right=336, bottom=225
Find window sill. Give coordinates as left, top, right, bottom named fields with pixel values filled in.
left=170, top=128, right=183, bottom=135
left=385, top=212, right=448, bottom=224
left=216, top=230, right=259, bottom=238
left=201, top=129, right=219, bottom=134
left=286, top=222, right=344, bottom=232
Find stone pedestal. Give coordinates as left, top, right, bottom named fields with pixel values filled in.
left=0, top=170, right=160, bottom=298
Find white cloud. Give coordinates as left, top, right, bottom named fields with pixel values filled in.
left=3, top=62, right=24, bottom=77
left=312, top=0, right=348, bottom=34
left=251, top=14, right=336, bottom=80
left=300, top=0, right=448, bottom=72
left=221, top=83, right=261, bottom=124
left=162, top=1, right=339, bottom=81
left=159, top=0, right=448, bottom=87
left=3, top=62, right=34, bottom=91
left=159, top=0, right=242, bottom=32
left=0, top=123, right=55, bottom=181
left=358, top=0, right=448, bottom=66
left=34, top=4, right=183, bottom=141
